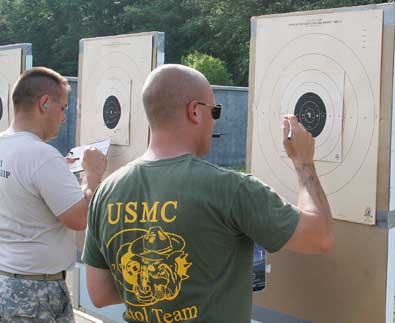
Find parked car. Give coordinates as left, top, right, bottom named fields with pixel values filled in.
left=252, top=244, right=266, bottom=292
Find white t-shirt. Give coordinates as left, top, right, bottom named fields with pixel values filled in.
left=0, top=131, right=84, bottom=274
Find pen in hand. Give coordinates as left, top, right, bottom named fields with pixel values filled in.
left=66, top=151, right=80, bottom=163
left=287, top=120, right=292, bottom=140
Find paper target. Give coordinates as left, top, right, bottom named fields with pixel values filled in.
left=79, top=33, right=160, bottom=174
left=278, top=70, right=344, bottom=162
left=0, top=47, right=22, bottom=132
left=250, top=9, right=383, bottom=225
left=96, top=79, right=131, bottom=146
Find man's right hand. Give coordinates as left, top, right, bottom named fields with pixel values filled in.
left=82, top=147, right=107, bottom=178
left=282, top=115, right=315, bottom=166
left=58, top=148, right=107, bottom=231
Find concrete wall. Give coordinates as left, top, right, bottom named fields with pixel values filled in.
left=204, top=85, right=248, bottom=167
left=48, top=77, right=78, bottom=156
left=48, top=80, right=248, bottom=167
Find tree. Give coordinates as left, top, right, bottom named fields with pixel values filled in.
left=0, top=13, right=12, bottom=45
left=182, top=51, right=234, bottom=85
left=0, top=0, right=392, bottom=83
left=185, top=0, right=391, bottom=86
left=122, top=0, right=209, bottom=64
left=0, top=0, right=87, bottom=75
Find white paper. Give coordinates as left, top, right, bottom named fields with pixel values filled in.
left=68, top=138, right=111, bottom=173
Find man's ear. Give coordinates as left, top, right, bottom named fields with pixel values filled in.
left=38, top=95, right=49, bottom=113
left=187, top=100, right=199, bottom=125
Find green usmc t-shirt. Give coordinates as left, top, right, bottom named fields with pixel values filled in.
left=82, top=154, right=299, bottom=323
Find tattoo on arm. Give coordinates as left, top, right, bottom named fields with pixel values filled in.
left=295, top=163, right=326, bottom=207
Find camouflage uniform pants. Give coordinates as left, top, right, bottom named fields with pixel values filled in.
left=0, top=275, right=75, bottom=322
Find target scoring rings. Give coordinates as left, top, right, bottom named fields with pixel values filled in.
left=294, top=92, right=327, bottom=138
left=103, top=95, right=122, bottom=130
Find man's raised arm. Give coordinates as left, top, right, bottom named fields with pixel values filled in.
left=283, top=115, right=335, bottom=254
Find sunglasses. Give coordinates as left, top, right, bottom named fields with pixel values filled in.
left=197, top=102, right=222, bottom=120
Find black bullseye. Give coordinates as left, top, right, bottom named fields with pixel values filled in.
left=103, top=95, right=121, bottom=129
left=294, top=92, right=326, bottom=137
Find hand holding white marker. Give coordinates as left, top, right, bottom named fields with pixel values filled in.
left=82, top=147, right=107, bottom=177
left=286, top=119, right=292, bottom=140
left=282, top=115, right=315, bottom=165
left=67, top=139, right=111, bottom=173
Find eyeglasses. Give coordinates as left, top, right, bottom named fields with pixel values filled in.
left=197, top=102, right=222, bottom=120
left=60, top=104, right=69, bottom=113
left=54, top=100, right=69, bottom=112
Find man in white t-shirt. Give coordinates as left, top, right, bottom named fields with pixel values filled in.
left=0, top=67, right=107, bottom=322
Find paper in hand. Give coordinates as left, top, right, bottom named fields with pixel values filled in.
left=67, top=138, right=111, bottom=173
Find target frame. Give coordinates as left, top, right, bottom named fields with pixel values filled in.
left=0, top=44, right=30, bottom=132
left=248, top=5, right=395, bottom=323
left=77, top=32, right=164, bottom=175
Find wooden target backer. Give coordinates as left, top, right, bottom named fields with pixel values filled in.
left=249, top=4, right=395, bottom=323
left=250, top=9, right=383, bottom=225
left=78, top=32, right=162, bottom=174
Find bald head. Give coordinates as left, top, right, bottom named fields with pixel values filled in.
left=142, top=64, right=211, bottom=130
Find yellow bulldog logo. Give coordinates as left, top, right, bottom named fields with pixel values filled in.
left=114, top=226, right=191, bottom=306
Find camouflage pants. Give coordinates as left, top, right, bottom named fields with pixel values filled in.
left=0, top=275, right=75, bottom=322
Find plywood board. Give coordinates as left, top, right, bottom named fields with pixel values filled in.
left=250, top=9, right=383, bottom=225
left=376, top=20, right=395, bottom=214
left=246, top=29, right=257, bottom=173
left=0, top=47, right=22, bottom=131
left=78, top=32, right=159, bottom=173
left=253, top=221, right=388, bottom=323
left=249, top=4, right=395, bottom=323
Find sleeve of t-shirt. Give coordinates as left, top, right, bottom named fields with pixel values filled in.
left=82, top=230, right=109, bottom=269
left=82, top=189, right=109, bottom=269
left=229, top=175, right=300, bottom=253
left=32, top=156, right=84, bottom=216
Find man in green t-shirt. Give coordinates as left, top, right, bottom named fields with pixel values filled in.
left=82, top=64, right=334, bottom=323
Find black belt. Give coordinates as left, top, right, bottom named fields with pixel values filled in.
left=0, top=270, right=66, bottom=281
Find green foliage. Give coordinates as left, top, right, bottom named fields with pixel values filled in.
left=300, top=0, right=391, bottom=10
left=0, top=0, right=88, bottom=75
left=182, top=51, right=234, bottom=86
left=122, top=0, right=206, bottom=64
left=0, top=0, right=392, bottom=84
